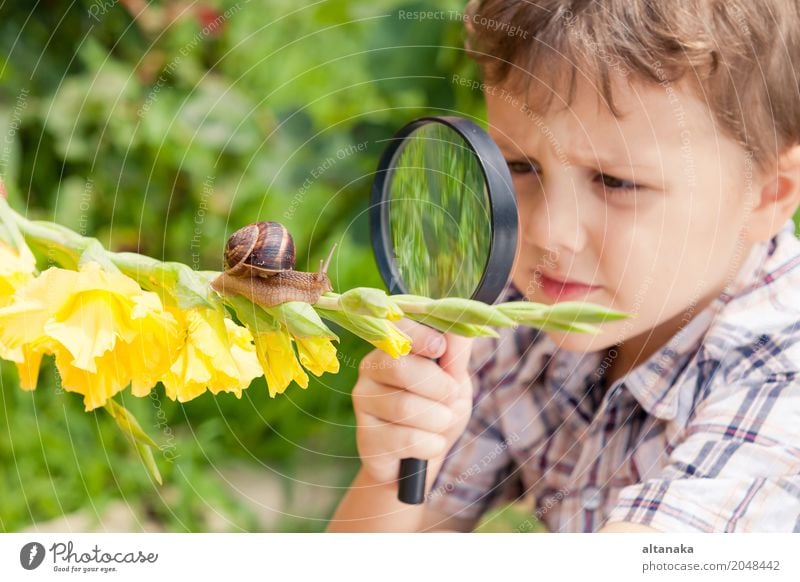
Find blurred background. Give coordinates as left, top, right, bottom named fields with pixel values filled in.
left=0, top=0, right=507, bottom=532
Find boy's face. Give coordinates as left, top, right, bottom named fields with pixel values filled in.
left=485, top=75, right=758, bottom=353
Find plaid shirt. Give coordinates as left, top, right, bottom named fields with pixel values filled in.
left=427, top=218, right=800, bottom=532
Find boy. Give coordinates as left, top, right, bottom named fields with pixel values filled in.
left=328, top=0, right=800, bottom=532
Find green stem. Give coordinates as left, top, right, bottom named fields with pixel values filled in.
left=313, top=293, right=341, bottom=311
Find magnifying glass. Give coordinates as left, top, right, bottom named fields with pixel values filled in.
left=369, top=116, right=518, bottom=505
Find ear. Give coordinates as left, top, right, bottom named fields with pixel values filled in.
left=746, top=144, right=800, bottom=243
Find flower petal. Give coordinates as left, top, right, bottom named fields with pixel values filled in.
left=254, top=329, right=309, bottom=398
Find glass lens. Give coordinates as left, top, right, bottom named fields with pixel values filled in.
left=384, top=122, right=492, bottom=298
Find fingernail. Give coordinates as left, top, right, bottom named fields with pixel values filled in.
left=426, top=335, right=445, bottom=355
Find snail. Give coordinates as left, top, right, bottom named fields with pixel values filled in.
left=210, top=221, right=336, bottom=307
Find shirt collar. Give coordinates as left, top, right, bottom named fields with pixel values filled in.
left=614, top=225, right=782, bottom=420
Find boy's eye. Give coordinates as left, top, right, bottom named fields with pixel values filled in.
left=506, top=160, right=540, bottom=175
left=596, top=173, right=638, bottom=191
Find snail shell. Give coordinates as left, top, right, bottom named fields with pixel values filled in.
left=212, top=220, right=337, bottom=307
left=224, top=221, right=296, bottom=278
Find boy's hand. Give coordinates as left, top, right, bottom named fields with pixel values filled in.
left=353, top=318, right=475, bottom=485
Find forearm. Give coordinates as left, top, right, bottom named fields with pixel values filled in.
left=327, top=461, right=444, bottom=532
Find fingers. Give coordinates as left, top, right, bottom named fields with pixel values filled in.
left=356, top=410, right=449, bottom=462
left=358, top=351, right=456, bottom=403
left=352, top=323, right=479, bottom=486
left=394, top=317, right=446, bottom=359
left=353, top=382, right=455, bottom=433
left=392, top=318, right=475, bottom=385
left=438, top=333, right=475, bottom=385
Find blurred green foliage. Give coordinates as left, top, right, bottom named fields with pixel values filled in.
left=0, top=0, right=485, bottom=531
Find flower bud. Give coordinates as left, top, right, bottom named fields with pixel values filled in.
left=527, top=318, right=601, bottom=334
left=318, top=309, right=411, bottom=358
left=340, top=287, right=404, bottom=320
left=496, top=301, right=549, bottom=324
left=267, top=301, right=338, bottom=340
left=225, top=294, right=281, bottom=334
left=296, top=336, right=340, bottom=376
left=104, top=399, right=159, bottom=449
left=425, top=297, right=516, bottom=327
left=544, top=301, right=629, bottom=323
left=405, top=312, right=500, bottom=338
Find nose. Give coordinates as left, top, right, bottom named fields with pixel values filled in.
left=521, top=172, right=589, bottom=257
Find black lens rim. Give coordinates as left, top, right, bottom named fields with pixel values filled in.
left=369, top=116, right=518, bottom=304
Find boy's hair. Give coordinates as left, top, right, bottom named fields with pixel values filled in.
left=463, top=0, right=800, bottom=171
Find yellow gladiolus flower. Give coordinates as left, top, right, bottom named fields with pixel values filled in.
left=159, top=306, right=262, bottom=403
left=253, top=329, right=309, bottom=398
left=296, top=336, right=340, bottom=377
left=0, top=239, right=36, bottom=306
left=0, top=262, right=180, bottom=410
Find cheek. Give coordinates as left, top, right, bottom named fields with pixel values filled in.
left=511, top=262, right=539, bottom=298
left=592, top=218, right=654, bottom=289
left=515, top=186, right=539, bottom=240
left=601, top=196, right=742, bottom=326
left=594, top=208, right=687, bottom=313
left=510, top=189, right=546, bottom=287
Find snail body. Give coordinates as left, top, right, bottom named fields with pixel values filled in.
left=211, top=221, right=336, bottom=307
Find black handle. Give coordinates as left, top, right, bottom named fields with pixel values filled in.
left=397, top=352, right=441, bottom=505
left=398, top=457, right=428, bottom=504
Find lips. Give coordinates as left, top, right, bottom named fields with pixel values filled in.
left=534, top=269, right=602, bottom=301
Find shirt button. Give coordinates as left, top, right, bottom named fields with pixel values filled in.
left=581, top=485, right=604, bottom=511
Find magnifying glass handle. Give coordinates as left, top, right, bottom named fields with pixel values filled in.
left=397, top=351, right=445, bottom=505
left=398, top=458, right=428, bottom=504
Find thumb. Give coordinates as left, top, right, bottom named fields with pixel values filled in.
left=438, top=333, right=475, bottom=386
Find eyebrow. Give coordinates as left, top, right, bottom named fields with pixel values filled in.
left=492, top=134, right=659, bottom=172
left=567, top=150, right=658, bottom=171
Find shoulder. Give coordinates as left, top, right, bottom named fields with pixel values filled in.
left=675, top=225, right=800, bottom=462
left=701, top=220, right=800, bottom=385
